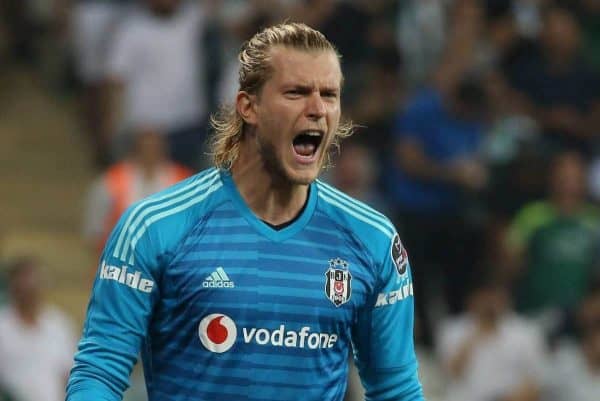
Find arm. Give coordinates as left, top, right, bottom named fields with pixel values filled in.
left=396, top=139, right=487, bottom=191
left=352, top=233, right=424, bottom=401
left=67, top=207, right=160, bottom=401
left=82, top=176, right=113, bottom=253
left=442, top=322, right=494, bottom=379
left=393, top=92, right=487, bottom=192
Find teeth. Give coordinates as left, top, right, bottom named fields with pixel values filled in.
left=305, top=131, right=322, bottom=137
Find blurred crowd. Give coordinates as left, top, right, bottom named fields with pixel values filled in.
left=1, top=0, right=600, bottom=401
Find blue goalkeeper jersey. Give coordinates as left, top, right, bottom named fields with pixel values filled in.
left=67, top=168, right=423, bottom=401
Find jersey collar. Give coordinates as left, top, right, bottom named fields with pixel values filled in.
left=219, top=169, right=317, bottom=242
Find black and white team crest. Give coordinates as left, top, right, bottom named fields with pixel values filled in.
left=325, top=258, right=352, bottom=307
left=391, top=233, right=408, bottom=277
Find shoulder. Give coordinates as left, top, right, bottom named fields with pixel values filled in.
left=108, top=168, right=226, bottom=265
left=315, top=180, right=397, bottom=262
left=0, top=306, right=12, bottom=327
left=580, top=204, right=600, bottom=222
left=439, top=315, right=472, bottom=338
left=437, top=315, right=473, bottom=355
left=503, top=314, right=544, bottom=342
left=405, top=88, right=443, bottom=113
left=510, top=201, right=555, bottom=233
left=41, top=306, right=75, bottom=331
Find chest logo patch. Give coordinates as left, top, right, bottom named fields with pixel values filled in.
left=325, top=258, right=352, bottom=307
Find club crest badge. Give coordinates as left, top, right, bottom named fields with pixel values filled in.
left=391, top=233, right=408, bottom=277
left=325, top=258, right=352, bottom=307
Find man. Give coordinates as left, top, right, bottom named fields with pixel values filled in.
left=506, top=5, right=600, bottom=155
left=67, top=23, right=424, bottom=401
left=70, top=0, right=133, bottom=167
left=542, top=283, right=600, bottom=401
left=386, top=73, right=490, bottom=347
left=506, top=151, right=600, bottom=315
left=0, top=257, right=77, bottom=401
left=104, top=0, right=210, bottom=168
left=438, top=274, right=546, bottom=401
left=82, top=128, right=192, bottom=258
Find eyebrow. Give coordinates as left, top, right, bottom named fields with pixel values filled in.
left=283, top=84, right=340, bottom=93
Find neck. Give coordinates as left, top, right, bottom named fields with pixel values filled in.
left=552, top=195, right=582, bottom=215
left=15, top=302, right=39, bottom=326
left=231, top=148, right=309, bottom=226
left=134, top=158, right=164, bottom=179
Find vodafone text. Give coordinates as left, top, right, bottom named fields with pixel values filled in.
left=243, top=325, right=338, bottom=349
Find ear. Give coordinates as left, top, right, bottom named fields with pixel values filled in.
left=236, top=91, right=258, bottom=125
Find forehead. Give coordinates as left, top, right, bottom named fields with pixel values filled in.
left=267, top=46, right=342, bottom=89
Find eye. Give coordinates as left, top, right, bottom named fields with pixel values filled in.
left=285, top=89, right=302, bottom=98
left=322, top=91, right=338, bottom=99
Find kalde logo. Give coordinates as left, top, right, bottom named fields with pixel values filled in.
left=198, top=314, right=338, bottom=353
left=99, top=260, right=154, bottom=293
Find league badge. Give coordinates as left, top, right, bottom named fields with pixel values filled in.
left=325, top=258, right=352, bottom=307
left=391, top=233, right=408, bottom=277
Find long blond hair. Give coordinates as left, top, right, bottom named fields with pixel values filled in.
left=209, top=22, right=354, bottom=169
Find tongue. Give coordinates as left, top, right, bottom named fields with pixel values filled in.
left=294, top=143, right=316, bottom=157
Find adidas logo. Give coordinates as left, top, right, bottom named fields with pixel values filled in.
left=202, top=267, right=235, bottom=288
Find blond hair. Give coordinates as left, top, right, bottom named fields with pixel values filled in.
left=209, top=22, right=353, bottom=169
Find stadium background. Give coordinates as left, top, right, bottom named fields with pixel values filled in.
left=0, top=1, right=599, bottom=401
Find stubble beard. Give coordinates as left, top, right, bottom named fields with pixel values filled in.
left=256, top=134, right=317, bottom=187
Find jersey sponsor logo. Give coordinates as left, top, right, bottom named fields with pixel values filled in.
left=391, top=233, right=408, bottom=277
left=324, top=258, right=352, bottom=307
left=99, top=260, right=154, bottom=293
left=375, top=282, right=414, bottom=307
left=198, top=314, right=237, bottom=353
left=243, top=325, right=338, bottom=349
left=198, top=314, right=339, bottom=353
left=202, top=267, right=235, bottom=288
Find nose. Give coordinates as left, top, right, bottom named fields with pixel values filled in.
left=305, top=91, right=326, bottom=120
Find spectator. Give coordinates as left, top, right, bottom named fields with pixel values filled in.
left=395, top=0, right=448, bottom=86
left=291, top=0, right=371, bottom=72
left=438, top=274, right=546, bottom=401
left=215, top=0, right=288, bottom=105
left=506, top=151, right=600, bottom=316
left=347, top=45, right=404, bottom=155
left=480, top=67, right=543, bottom=218
left=290, top=0, right=373, bottom=101
left=507, top=5, right=600, bottom=155
left=542, top=284, right=600, bottom=401
left=0, top=257, right=77, bottom=401
left=326, top=141, right=390, bottom=216
left=104, top=0, right=210, bottom=169
left=71, top=0, right=133, bottom=167
left=83, top=128, right=192, bottom=257
left=386, top=72, right=491, bottom=346
left=577, top=0, right=600, bottom=73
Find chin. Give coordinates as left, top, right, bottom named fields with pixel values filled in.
left=286, top=168, right=320, bottom=186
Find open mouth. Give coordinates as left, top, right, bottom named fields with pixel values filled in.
left=292, top=130, right=324, bottom=159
